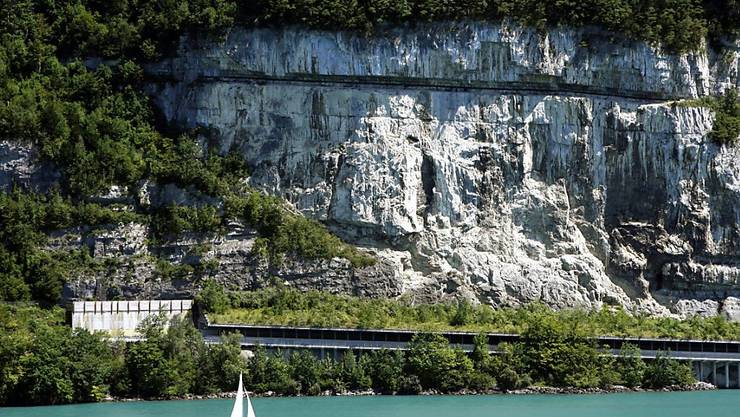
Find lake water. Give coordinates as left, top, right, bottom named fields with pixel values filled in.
left=2, top=391, right=739, bottom=417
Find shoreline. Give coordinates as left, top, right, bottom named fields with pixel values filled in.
left=109, top=382, right=716, bottom=402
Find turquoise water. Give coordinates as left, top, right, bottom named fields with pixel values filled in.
left=2, top=392, right=739, bottom=417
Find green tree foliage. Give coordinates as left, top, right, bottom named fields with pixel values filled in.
left=359, top=350, right=406, bottom=393
left=0, top=305, right=123, bottom=405
left=248, top=345, right=299, bottom=394
left=0, top=190, right=142, bottom=304
left=407, top=333, right=474, bottom=391
left=225, top=192, right=375, bottom=267
left=519, top=314, right=612, bottom=388
left=0, top=303, right=705, bottom=406
left=450, top=300, right=474, bottom=326
left=247, top=0, right=737, bottom=53
left=642, top=353, right=696, bottom=388
left=490, top=342, right=531, bottom=391
left=288, top=350, right=325, bottom=394
left=681, top=88, right=740, bottom=145
left=710, top=89, right=740, bottom=145
left=0, top=305, right=251, bottom=405
left=617, top=343, right=647, bottom=387
left=468, top=333, right=497, bottom=390
left=195, top=279, right=231, bottom=314
left=335, top=351, right=371, bottom=391
left=198, top=332, right=249, bottom=393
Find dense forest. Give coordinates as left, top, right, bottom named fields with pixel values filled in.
left=0, top=302, right=695, bottom=406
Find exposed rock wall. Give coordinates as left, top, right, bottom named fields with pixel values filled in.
left=142, top=22, right=740, bottom=316
left=56, top=219, right=399, bottom=302
left=4, top=22, right=738, bottom=316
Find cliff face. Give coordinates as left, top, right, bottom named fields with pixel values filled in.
left=142, top=22, right=740, bottom=316
left=5, top=22, right=738, bottom=316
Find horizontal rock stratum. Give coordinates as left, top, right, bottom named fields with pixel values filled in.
left=42, top=22, right=740, bottom=317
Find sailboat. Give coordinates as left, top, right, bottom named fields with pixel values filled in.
left=230, top=373, right=256, bottom=417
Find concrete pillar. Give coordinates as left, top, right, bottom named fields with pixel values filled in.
left=699, top=362, right=704, bottom=382
left=726, top=363, right=730, bottom=389
left=713, top=362, right=717, bottom=386
left=737, top=363, right=740, bottom=389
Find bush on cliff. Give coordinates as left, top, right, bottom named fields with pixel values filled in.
left=680, top=88, right=740, bottom=146
left=195, top=279, right=231, bottom=314
left=0, top=191, right=142, bottom=304
left=224, top=192, right=375, bottom=267
left=710, top=89, right=740, bottom=145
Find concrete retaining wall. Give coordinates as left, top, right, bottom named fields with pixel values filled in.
left=70, top=300, right=193, bottom=337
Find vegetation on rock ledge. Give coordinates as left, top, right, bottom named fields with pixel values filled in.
left=679, top=88, right=740, bottom=145
left=208, top=287, right=740, bottom=341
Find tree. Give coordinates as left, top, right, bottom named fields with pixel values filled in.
left=490, top=342, right=530, bottom=391
left=249, top=346, right=298, bottom=394
left=710, top=88, right=740, bottom=145
left=288, top=350, right=323, bottom=394
left=197, top=332, right=249, bottom=393
left=520, top=313, right=607, bottom=388
left=617, top=343, right=647, bottom=388
left=450, top=300, right=474, bottom=326
left=335, top=352, right=371, bottom=391
left=406, top=333, right=473, bottom=391
left=360, top=350, right=405, bottom=393
left=67, top=329, right=117, bottom=402
left=126, top=340, right=168, bottom=397
left=13, top=326, right=73, bottom=405
left=471, top=333, right=491, bottom=370
left=642, top=353, right=695, bottom=388
left=195, top=279, right=230, bottom=314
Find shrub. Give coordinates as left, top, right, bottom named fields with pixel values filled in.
left=360, top=350, right=406, bottom=393
left=406, top=333, right=474, bottom=391
left=491, top=342, right=531, bottom=391
left=642, top=353, right=696, bottom=388
left=617, top=343, right=647, bottom=388
left=195, top=279, right=231, bottom=314
left=680, top=89, right=740, bottom=146
left=710, top=89, right=740, bottom=145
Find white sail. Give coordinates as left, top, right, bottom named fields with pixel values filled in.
left=230, top=374, right=244, bottom=417
left=246, top=391, right=256, bottom=417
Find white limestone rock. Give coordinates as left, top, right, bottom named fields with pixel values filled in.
left=141, top=23, right=740, bottom=315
